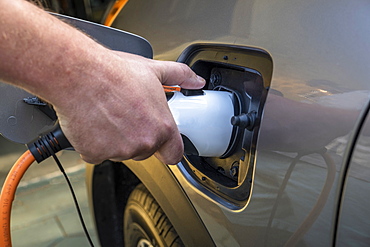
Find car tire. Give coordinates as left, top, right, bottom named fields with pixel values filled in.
left=124, top=183, right=185, bottom=247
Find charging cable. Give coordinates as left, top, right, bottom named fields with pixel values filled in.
left=0, top=124, right=94, bottom=247
left=0, top=150, right=35, bottom=246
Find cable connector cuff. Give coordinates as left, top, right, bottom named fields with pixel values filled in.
left=27, top=123, right=72, bottom=163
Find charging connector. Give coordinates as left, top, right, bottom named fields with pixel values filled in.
left=27, top=123, right=72, bottom=163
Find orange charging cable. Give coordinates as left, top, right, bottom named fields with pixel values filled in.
left=163, top=85, right=181, bottom=92
left=0, top=150, right=35, bottom=247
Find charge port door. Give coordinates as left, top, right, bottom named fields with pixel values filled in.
left=177, top=44, right=273, bottom=208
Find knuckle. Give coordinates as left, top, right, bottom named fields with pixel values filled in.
left=123, top=137, right=158, bottom=160
left=138, top=137, right=157, bottom=152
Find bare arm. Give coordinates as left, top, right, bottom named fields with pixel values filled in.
left=0, top=0, right=205, bottom=164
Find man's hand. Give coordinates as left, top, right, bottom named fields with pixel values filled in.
left=0, top=0, right=205, bottom=165
left=57, top=52, right=205, bottom=164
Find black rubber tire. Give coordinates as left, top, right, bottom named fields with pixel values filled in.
left=124, top=183, right=185, bottom=247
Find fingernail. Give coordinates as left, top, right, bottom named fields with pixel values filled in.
left=197, top=75, right=206, bottom=83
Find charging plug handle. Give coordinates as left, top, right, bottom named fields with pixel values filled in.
left=27, top=124, right=72, bottom=163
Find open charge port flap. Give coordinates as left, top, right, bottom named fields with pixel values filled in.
left=176, top=44, right=272, bottom=208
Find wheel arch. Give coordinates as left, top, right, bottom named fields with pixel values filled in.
left=87, top=157, right=214, bottom=246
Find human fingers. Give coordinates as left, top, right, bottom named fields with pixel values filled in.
left=76, top=110, right=181, bottom=165
left=113, top=51, right=205, bottom=89
left=80, top=154, right=104, bottom=165
left=154, top=61, right=206, bottom=89
left=154, top=130, right=184, bottom=165
left=128, top=112, right=184, bottom=164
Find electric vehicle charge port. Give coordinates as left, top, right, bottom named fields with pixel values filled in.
left=176, top=44, right=272, bottom=208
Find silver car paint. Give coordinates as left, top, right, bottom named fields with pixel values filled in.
left=336, top=110, right=370, bottom=246
left=113, top=0, right=370, bottom=246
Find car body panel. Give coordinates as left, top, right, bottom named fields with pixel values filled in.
left=336, top=105, right=370, bottom=246
left=93, top=0, right=370, bottom=246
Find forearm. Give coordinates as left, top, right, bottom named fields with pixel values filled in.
left=0, top=0, right=114, bottom=107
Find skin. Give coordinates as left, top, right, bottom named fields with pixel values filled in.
left=0, top=0, right=205, bottom=164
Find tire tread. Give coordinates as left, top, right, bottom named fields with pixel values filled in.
left=129, top=184, right=185, bottom=247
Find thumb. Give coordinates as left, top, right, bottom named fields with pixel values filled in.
left=155, top=61, right=206, bottom=89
